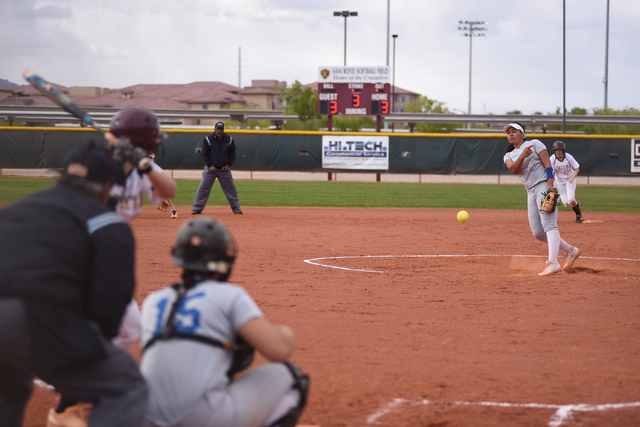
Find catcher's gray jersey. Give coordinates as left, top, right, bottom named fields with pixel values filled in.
left=140, top=280, right=263, bottom=426
left=503, top=139, right=548, bottom=190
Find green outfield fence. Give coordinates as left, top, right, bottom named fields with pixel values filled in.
left=1, top=127, right=639, bottom=177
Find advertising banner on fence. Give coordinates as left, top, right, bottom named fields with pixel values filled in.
left=322, top=135, right=389, bottom=170
left=632, top=139, right=640, bottom=173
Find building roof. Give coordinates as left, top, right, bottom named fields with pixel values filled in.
left=1, top=81, right=247, bottom=109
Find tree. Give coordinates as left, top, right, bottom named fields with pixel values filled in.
left=404, top=95, right=461, bottom=133
left=278, top=81, right=318, bottom=130
left=547, top=106, right=640, bottom=134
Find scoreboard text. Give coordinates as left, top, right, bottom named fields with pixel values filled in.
left=318, top=83, right=391, bottom=116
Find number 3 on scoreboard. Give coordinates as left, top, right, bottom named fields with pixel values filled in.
left=351, top=93, right=360, bottom=108
left=330, top=100, right=338, bottom=114
left=381, top=100, right=389, bottom=114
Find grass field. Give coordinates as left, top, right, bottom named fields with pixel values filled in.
left=2, top=176, right=639, bottom=213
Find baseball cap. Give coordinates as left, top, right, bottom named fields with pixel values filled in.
left=503, top=122, right=525, bottom=135
left=63, top=143, right=117, bottom=183
left=215, top=122, right=225, bottom=129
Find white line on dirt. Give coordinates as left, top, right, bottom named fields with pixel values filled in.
left=304, top=254, right=640, bottom=274
left=365, top=399, right=640, bottom=426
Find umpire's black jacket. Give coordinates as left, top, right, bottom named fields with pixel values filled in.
left=201, top=132, right=236, bottom=169
left=0, top=182, right=135, bottom=375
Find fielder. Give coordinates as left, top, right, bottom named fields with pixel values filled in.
left=503, top=123, right=581, bottom=276
left=140, top=217, right=309, bottom=427
left=550, top=140, right=583, bottom=223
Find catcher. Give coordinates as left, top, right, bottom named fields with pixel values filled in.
left=140, top=218, right=309, bottom=427
left=502, top=122, right=581, bottom=276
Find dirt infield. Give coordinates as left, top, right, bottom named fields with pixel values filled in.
left=24, top=206, right=640, bottom=427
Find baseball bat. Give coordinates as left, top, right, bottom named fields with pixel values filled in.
left=22, top=69, right=107, bottom=136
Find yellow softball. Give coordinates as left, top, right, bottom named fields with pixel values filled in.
left=457, top=210, right=469, bottom=223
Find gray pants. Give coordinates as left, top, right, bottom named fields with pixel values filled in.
left=527, top=180, right=559, bottom=242
left=0, top=298, right=148, bottom=427
left=192, top=167, right=241, bottom=213
left=144, top=363, right=295, bottom=427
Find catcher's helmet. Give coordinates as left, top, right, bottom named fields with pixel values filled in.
left=172, top=217, right=236, bottom=279
left=109, top=107, right=167, bottom=154
left=552, top=140, right=566, bottom=152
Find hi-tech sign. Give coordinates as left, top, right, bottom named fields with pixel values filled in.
left=322, top=135, right=389, bottom=170
left=632, top=138, right=640, bottom=173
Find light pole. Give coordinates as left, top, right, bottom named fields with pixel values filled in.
left=392, top=34, right=398, bottom=114
left=603, top=0, right=610, bottom=109
left=386, top=0, right=390, bottom=66
left=334, top=11, right=358, bottom=66
left=458, top=20, right=487, bottom=115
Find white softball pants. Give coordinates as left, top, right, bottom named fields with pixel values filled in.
left=556, top=179, right=578, bottom=207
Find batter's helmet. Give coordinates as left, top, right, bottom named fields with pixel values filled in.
left=109, top=107, right=167, bottom=154
left=172, top=218, right=236, bottom=279
left=552, top=140, right=566, bottom=152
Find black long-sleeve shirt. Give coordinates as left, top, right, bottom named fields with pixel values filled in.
left=0, top=182, right=135, bottom=339
left=200, top=133, right=236, bottom=169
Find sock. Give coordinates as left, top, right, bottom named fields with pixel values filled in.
left=546, top=230, right=561, bottom=263
left=572, top=201, right=582, bottom=216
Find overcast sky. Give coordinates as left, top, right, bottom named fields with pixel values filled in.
left=2, top=0, right=639, bottom=115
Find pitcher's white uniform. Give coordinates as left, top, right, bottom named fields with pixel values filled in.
left=140, top=280, right=297, bottom=427
left=550, top=152, right=580, bottom=207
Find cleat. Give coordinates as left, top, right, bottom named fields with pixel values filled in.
left=171, top=210, right=178, bottom=219
left=191, top=210, right=201, bottom=215
left=233, top=209, right=243, bottom=214
left=576, top=215, right=583, bottom=223
left=563, top=247, right=581, bottom=270
left=46, top=403, right=91, bottom=427
left=539, top=261, right=562, bottom=277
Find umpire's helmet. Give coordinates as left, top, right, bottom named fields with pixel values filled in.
left=172, top=218, right=236, bottom=279
left=109, top=107, right=167, bottom=154
left=552, top=140, right=566, bottom=154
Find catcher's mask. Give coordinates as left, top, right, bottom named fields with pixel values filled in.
left=109, top=107, right=167, bottom=154
left=172, top=217, right=236, bottom=280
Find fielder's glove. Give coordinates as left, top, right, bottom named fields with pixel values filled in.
left=157, top=199, right=172, bottom=212
left=540, top=188, right=559, bottom=213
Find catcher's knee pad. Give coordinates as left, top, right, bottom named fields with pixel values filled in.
left=267, top=361, right=310, bottom=427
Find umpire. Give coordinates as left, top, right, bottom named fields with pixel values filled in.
left=191, top=122, right=243, bottom=215
left=0, top=143, right=148, bottom=427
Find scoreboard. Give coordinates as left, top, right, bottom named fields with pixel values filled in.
left=318, top=82, right=391, bottom=116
